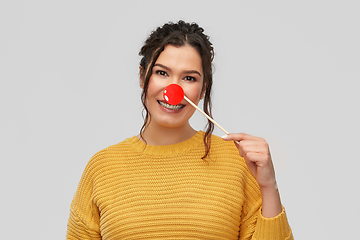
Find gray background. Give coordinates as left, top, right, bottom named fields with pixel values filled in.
left=1, top=1, right=359, bottom=239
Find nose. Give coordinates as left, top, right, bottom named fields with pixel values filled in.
left=161, top=76, right=183, bottom=93
left=163, top=84, right=184, bottom=105
left=169, top=76, right=182, bottom=86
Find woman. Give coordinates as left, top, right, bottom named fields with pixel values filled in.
left=66, top=20, right=293, bottom=239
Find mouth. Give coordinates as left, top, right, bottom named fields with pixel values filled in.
left=158, top=100, right=185, bottom=110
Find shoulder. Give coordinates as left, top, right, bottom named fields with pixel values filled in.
left=207, top=133, right=244, bottom=164
left=209, top=133, right=254, bottom=176
left=209, top=134, right=241, bottom=156
left=83, top=136, right=139, bottom=175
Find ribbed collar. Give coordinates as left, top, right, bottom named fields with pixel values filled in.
left=125, top=131, right=204, bottom=157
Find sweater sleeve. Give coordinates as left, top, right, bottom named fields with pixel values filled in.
left=66, top=207, right=101, bottom=240
left=66, top=154, right=102, bottom=240
left=238, top=165, right=293, bottom=240
left=252, top=207, right=294, bottom=240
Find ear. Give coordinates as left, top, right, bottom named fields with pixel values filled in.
left=139, top=66, right=144, bottom=89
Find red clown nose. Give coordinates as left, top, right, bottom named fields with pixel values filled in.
left=163, top=84, right=184, bottom=105
left=163, top=84, right=232, bottom=137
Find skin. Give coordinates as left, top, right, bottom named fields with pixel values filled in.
left=222, top=133, right=282, bottom=218
left=139, top=44, right=205, bottom=146
left=140, top=44, right=282, bottom=218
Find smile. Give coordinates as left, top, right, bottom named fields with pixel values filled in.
left=158, top=100, right=185, bottom=110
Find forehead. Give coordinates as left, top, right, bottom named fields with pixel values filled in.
left=155, top=45, right=203, bottom=73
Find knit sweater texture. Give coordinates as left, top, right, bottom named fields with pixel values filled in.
left=66, top=131, right=293, bottom=239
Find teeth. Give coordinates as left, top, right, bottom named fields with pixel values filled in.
left=158, top=101, right=185, bottom=110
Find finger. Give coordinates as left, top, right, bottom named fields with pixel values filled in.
left=244, top=152, right=271, bottom=166
left=240, top=141, right=269, bottom=154
left=240, top=145, right=267, bottom=156
left=238, top=140, right=265, bottom=148
left=245, top=152, right=275, bottom=176
left=222, top=133, right=262, bottom=142
left=234, top=144, right=267, bottom=161
left=239, top=138, right=270, bottom=153
left=233, top=141, right=244, bottom=157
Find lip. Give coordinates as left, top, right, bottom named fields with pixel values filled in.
left=157, top=100, right=186, bottom=113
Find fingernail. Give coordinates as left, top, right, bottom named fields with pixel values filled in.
left=221, top=135, right=228, bottom=139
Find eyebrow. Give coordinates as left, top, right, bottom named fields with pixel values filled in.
left=154, top=63, right=202, bottom=77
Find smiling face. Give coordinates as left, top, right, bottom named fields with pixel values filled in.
left=141, top=44, right=204, bottom=130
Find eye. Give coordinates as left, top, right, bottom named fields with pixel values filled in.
left=184, top=76, right=197, bottom=82
left=156, top=70, right=168, bottom=76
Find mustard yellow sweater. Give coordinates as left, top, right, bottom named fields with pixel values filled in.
left=66, top=131, right=293, bottom=239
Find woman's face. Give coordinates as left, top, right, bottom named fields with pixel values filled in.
left=141, top=44, right=204, bottom=129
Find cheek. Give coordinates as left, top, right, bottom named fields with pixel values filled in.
left=184, top=86, right=203, bottom=102
left=145, top=78, right=169, bottom=107
left=146, top=77, right=161, bottom=97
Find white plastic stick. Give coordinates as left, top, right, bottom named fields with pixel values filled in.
left=184, top=96, right=229, bottom=135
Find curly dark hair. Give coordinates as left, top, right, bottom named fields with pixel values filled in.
left=138, top=20, right=214, bottom=159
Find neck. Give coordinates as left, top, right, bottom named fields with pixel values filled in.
left=139, top=122, right=197, bottom=146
